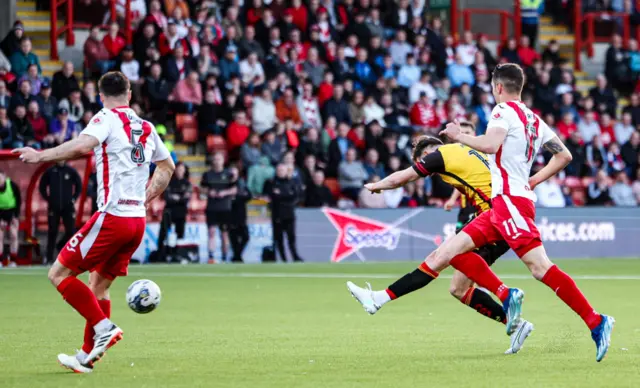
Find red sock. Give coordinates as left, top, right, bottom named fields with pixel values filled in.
left=81, top=300, right=111, bottom=353
left=56, top=277, right=107, bottom=327
left=450, top=252, right=509, bottom=302
left=541, top=265, right=602, bottom=330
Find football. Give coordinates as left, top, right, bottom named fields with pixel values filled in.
left=126, top=279, right=162, bottom=314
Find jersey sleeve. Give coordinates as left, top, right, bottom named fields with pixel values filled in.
left=80, top=111, right=111, bottom=143
left=150, top=127, right=171, bottom=162
left=412, top=149, right=445, bottom=177
left=486, top=104, right=510, bottom=131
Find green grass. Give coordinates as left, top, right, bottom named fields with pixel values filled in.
left=0, top=259, right=639, bottom=388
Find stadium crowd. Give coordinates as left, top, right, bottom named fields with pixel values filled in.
left=1, top=0, right=640, bottom=210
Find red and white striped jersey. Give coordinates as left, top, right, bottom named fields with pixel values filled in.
left=486, top=100, right=556, bottom=202
left=81, top=106, right=170, bottom=217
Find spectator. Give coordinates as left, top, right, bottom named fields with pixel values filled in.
left=296, top=127, right=325, bottom=166
left=455, top=31, right=477, bottom=66
left=239, top=51, right=266, bottom=89
left=397, top=53, right=420, bottom=88
left=410, top=91, right=439, bottom=131
left=10, top=104, right=35, bottom=148
left=198, top=89, right=222, bottom=135
left=103, top=22, right=126, bottom=60
left=158, top=19, right=182, bottom=57
left=621, top=131, right=640, bottom=174
left=534, top=71, right=555, bottom=115
left=359, top=176, right=387, bottom=208
left=624, top=93, right=640, bottom=126
left=322, top=84, right=351, bottom=124
left=58, top=89, right=84, bottom=123
left=226, top=110, right=251, bottom=152
left=565, top=131, right=587, bottom=176
left=586, top=135, right=608, bottom=175
left=408, top=70, right=436, bottom=104
left=0, top=107, right=12, bottom=148
left=144, top=63, right=170, bottom=118
left=1, top=22, right=24, bottom=57
left=147, top=0, right=168, bottom=31
left=297, top=81, right=322, bottom=129
left=219, top=46, right=240, bottom=84
left=476, top=34, right=497, bottom=71
left=327, top=122, right=352, bottom=176
left=0, top=169, right=20, bottom=266
left=589, top=74, right=617, bottom=117
left=599, top=113, right=616, bottom=147
left=119, top=46, right=140, bottom=92
left=169, top=71, right=202, bottom=113
left=241, top=132, right=263, bottom=168
left=577, top=111, right=599, bottom=141
left=239, top=25, right=264, bottom=60
left=363, top=148, right=385, bottom=178
left=362, top=95, right=385, bottom=126
left=607, top=142, right=626, bottom=173
left=261, top=129, right=284, bottom=165
left=275, top=87, right=302, bottom=129
left=633, top=167, right=640, bottom=200
left=383, top=157, right=404, bottom=208
left=349, top=90, right=365, bottom=124
left=0, top=80, right=9, bottom=109
left=534, top=175, right=566, bottom=207
left=339, top=147, right=367, bottom=200
left=51, top=62, right=80, bottom=101
left=542, top=40, right=561, bottom=65
left=303, top=47, right=327, bottom=87
left=517, top=35, right=540, bottom=67
left=247, top=155, right=275, bottom=195
left=36, top=81, right=56, bottom=121
left=252, top=88, right=277, bottom=134
left=389, top=30, right=412, bottom=66
left=84, top=25, right=114, bottom=75
left=81, top=80, right=102, bottom=114
left=10, top=79, right=33, bottom=113
left=605, top=34, right=631, bottom=93
left=305, top=169, right=334, bottom=207
left=500, top=37, right=520, bottom=64
left=18, top=64, right=43, bottom=96
left=27, top=100, right=47, bottom=144
left=164, top=46, right=191, bottom=85
left=610, top=171, right=638, bottom=206
left=615, top=112, right=635, bottom=144
left=587, top=169, right=612, bottom=205
left=48, top=108, right=77, bottom=147
left=9, top=37, right=40, bottom=78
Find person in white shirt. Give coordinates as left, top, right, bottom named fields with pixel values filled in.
left=409, top=71, right=436, bottom=104
left=614, top=111, right=635, bottom=144
left=252, top=88, right=276, bottom=134
left=296, top=80, right=322, bottom=129
left=362, top=95, right=386, bottom=126
left=239, top=52, right=265, bottom=88
left=455, top=31, right=478, bottom=67
left=534, top=175, right=566, bottom=207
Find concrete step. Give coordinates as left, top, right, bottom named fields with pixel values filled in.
left=189, top=166, right=208, bottom=174
left=23, top=20, right=64, bottom=32
left=42, top=70, right=83, bottom=78
left=181, top=154, right=206, bottom=163
left=17, top=1, right=36, bottom=11
left=539, top=35, right=575, bottom=45
left=17, top=10, right=50, bottom=20
left=540, top=16, right=553, bottom=26
left=576, top=79, right=597, bottom=90
left=41, top=60, right=63, bottom=71
left=33, top=48, right=50, bottom=61
left=174, top=144, right=189, bottom=156
left=540, top=25, right=568, bottom=34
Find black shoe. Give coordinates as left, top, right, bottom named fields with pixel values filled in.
left=293, top=257, right=304, bottom=262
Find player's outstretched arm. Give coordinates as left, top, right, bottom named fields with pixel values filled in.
left=528, top=136, right=572, bottom=190
left=12, top=134, right=99, bottom=164
left=364, top=167, right=419, bottom=193
left=440, top=120, right=507, bottom=154
left=145, top=157, right=176, bottom=207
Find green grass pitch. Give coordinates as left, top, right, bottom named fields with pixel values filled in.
left=0, top=259, right=639, bottom=388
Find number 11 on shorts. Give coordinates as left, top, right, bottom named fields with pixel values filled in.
left=502, top=218, right=521, bottom=239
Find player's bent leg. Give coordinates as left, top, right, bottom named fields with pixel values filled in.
left=521, top=245, right=615, bottom=361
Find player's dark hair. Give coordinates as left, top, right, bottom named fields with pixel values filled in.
left=98, top=71, right=130, bottom=98
left=411, top=135, right=443, bottom=161
left=459, top=121, right=475, bottom=131
left=492, top=63, right=524, bottom=94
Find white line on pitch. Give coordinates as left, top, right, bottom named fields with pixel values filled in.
left=1, top=271, right=639, bottom=280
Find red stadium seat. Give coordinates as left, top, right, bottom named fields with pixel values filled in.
left=564, top=176, right=582, bottom=189
left=175, top=114, right=196, bottom=130
left=182, top=126, right=198, bottom=143
left=206, top=135, right=227, bottom=153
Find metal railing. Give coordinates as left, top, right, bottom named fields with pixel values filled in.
left=449, top=1, right=521, bottom=43
left=50, top=0, right=132, bottom=60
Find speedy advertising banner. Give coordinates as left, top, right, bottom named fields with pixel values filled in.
left=133, top=207, right=638, bottom=263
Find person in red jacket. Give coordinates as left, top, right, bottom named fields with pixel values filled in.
left=516, top=35, right=539, bottom=67
left=599, top=113, right=616, bottom=147
left=246, top=0, right=264, bottom=26
left=102, top=22, right=126, bottom=60
left=409, top=92, right=439, bottom=131
left=226, top=110, right=251, bottom=151
left=317, top=71, right=334, bottom=107
left=287, top=0, right=308, bottom=36
left=557, top=111, right=577, bottom=139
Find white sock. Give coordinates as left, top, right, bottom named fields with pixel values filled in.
left=76, top=350, right=88, bottom=363
left=93, top=318, right=113, bottom=334
left=372, top=290, right=392, bottom=306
